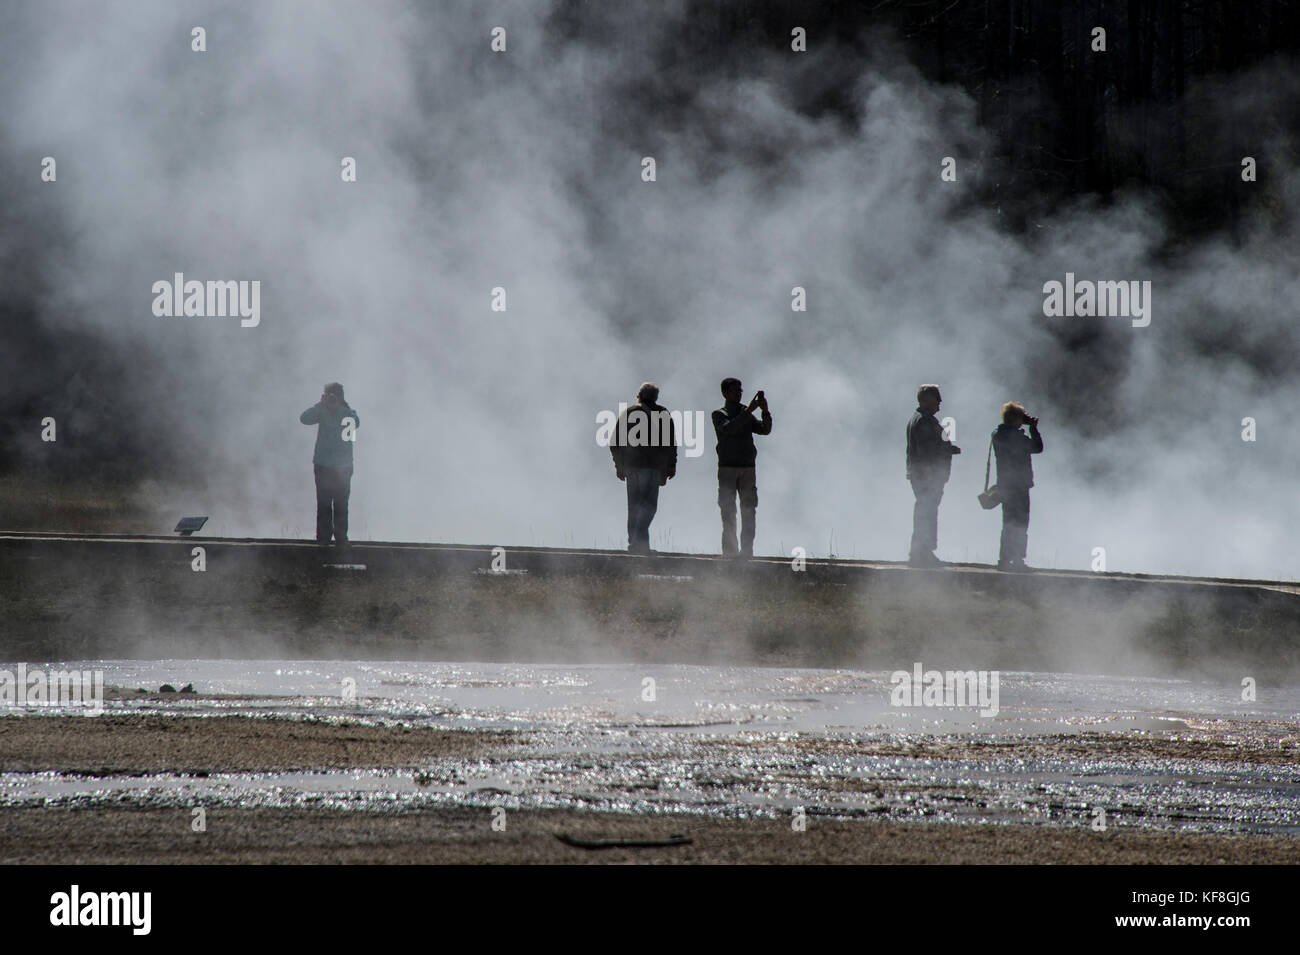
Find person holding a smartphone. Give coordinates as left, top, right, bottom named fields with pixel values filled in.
left=712, top=378, right=773, bottom=559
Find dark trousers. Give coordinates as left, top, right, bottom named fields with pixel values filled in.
left=909, top=479, right=945, bottom=556
left=314, top=464, right=353, bottom=543
left=625, top=468, right=661, bottom=552
left=999, top=487, right=1030, bottom=563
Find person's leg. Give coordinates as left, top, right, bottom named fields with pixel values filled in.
left=1000, top=489, right=1029, bottom=565
left=909, top=481, right=929, bottom=557
left=334, top=466, right=353, bottom=543
left=717, top=467, right=740, bottom=556
left=930, top=483, right=944, bottom=553
left=626, top=471, right=641, bottom=550
left=910, top=480, right=941, bottom=560
left=627, top=469, right=657, bottom=552
left=998, top=492, right=1014, bottom=564
left=738, top=467, right=758, bottom=557
left=314, top=465, right=332, bottom=544
left=641, top=470, right=660, bottom=549
left=1019, top=490, right=1031, bottom=563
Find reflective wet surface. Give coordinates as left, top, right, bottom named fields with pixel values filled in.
left=2, top=660, right=1297, bottom=834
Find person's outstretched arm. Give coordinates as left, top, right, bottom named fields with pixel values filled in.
left=716, top=407, right=751, bottom=435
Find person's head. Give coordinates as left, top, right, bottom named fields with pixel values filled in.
left=1001, top=401, right=1027, bottom=426
left=721, top=377, right=742, bottom=403
left=637, top=381, right=659, bottom=405
left=917, top=384, right=941, bottom=413
left=323, top=382, right=344, bottom=408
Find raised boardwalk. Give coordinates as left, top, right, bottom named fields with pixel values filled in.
left=1, top=532, right=1296, bottom=679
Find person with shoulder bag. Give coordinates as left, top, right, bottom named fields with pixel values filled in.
left=988, top=401, right=1043, bottom=572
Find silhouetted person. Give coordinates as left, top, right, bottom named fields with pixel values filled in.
left=992, top=401, right=1043, bottom=571
left=610, top=382, right=676, bottom=554
left=906, top=384, right=960, bottom=566
left=712, top=378, right=772, bottom=558
left=300, top=382, right=359, bottom=546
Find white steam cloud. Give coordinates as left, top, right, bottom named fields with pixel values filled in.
left=4, top=1, right=1298, bottom=578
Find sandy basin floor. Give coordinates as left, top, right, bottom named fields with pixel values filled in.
left=2, top=711, right=1297, bottom=864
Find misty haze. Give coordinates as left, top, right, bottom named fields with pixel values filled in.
left=2, top=0, right=1298, bottom=893
left=3, top=1, right=1297, bottom=577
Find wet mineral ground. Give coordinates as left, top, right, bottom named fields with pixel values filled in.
left=1, top=662, right=1296, bottom=863
left=3, top=535, right=1298, bottom=863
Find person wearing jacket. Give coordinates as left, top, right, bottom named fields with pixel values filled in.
left=992, top=401, right=1043, bottom=571
left=712, top=378, right=772, bottom=558
left=906, top=384, right=960, bottom=567
left=300, top=382, right=359, bottom=546
left=610, top=382, right=677, bottom=554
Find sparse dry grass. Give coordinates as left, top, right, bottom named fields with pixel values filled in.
left=0, top=474, right=160, bottom=534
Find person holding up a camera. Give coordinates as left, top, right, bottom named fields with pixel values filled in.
left=300, top=382, right=360, bottom=547
left=992, top=401, right=1043, bottom=572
